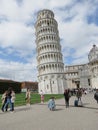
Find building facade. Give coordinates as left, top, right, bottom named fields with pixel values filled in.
left=65, top=45, right=98, bottom=89
left=35, top=9, right=66, bottom=94
left=64, top=64, right=91, bottom=89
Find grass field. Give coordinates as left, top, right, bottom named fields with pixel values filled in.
left=0, top=93, right=64, bottom=108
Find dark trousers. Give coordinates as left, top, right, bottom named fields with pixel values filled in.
left=12, top=103, right=14, bottom=111
left=65, top=98, right=69, bottom=108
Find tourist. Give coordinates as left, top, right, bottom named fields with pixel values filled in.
left=94, top=89, right=98, bottom=103
left=64, top=89, right=71, bottom=108
left=11, top=90, right=16, bottom=111
left=48, top=97, right=56, bottom=111
left=76, top=88, right=82, bottom=101
left=40, top=90, right=44, bottom=103
left=4, top=87, right=13, bottom=112
left=25, top=88, right=31, bottom=106
left=1, top=91, right=8, bottom=112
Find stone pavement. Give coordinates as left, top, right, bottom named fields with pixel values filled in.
left=0, top=93, right=98, bottom=130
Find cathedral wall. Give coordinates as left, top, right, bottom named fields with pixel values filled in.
left=91, top=77, right=98, bottom=89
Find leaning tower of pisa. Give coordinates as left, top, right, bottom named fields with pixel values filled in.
left=35, top=9, right=66, bottom=94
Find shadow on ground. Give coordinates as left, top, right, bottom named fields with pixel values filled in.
left=15, top=106, right=31, bottom=112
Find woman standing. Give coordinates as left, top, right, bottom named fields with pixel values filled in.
left=25, top=88, right=31, bottom=106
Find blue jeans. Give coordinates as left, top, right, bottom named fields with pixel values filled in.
left=4, top=98, right=12, bottom=111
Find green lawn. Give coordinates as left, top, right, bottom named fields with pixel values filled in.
left=0, top=93, right=64, bottom=108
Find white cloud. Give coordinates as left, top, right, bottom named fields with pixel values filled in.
left=54, top=0, right=98, bottom=65
left=0, top=0, right=98, bottom=81
left=0, top=21, right=35, bottom=56
left=0, top=59, right=37, bottom=81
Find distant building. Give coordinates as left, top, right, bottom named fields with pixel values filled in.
left=21, top=81, right=38, bottom=92
left=0, top=79, right=38, bottom=93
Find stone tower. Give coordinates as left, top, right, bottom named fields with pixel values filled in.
left=35, top=9, right=66, bottom=94
left=88, top=44, right=98, bottom=88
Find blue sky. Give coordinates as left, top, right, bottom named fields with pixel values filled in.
left=0, top=0, right=98, bottom=81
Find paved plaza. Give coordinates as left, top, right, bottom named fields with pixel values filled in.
left=0, top=93, right=98, bottom=130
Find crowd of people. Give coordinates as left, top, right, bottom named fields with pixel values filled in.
left=63, top=88, right=98, bottom=108
left=1, top=88, right=45, bottom=113
left=64, top=88, right=83, bottom=107
left=47, top=88, right=86, bottom=110
left=1, top=87, right=98, bottom=113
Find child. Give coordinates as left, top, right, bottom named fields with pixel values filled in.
left=48, top=97, right=56, bottom=111
left=11, top=90, right=16, bottom=111
left=40, top=90, right=44, bottom=103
